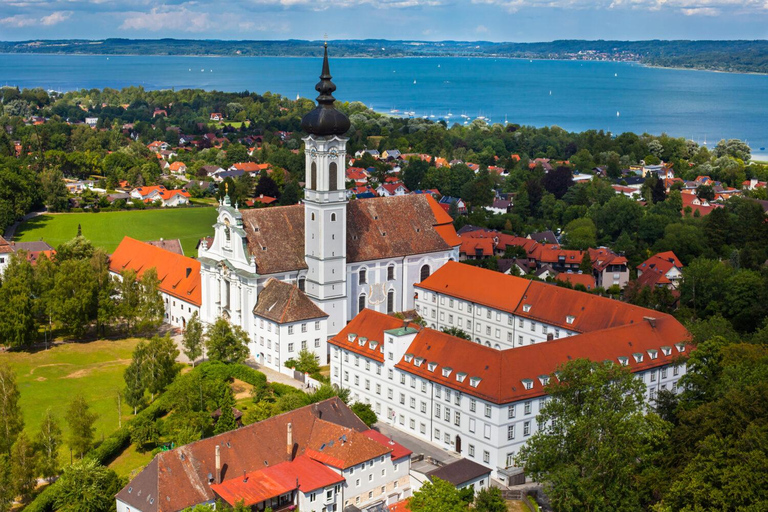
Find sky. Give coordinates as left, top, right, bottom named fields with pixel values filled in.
left=0, top=0, right=766, bottom=42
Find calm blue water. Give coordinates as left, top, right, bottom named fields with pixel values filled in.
left=3, top=53, right=768, bottom=157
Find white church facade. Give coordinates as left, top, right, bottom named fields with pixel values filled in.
left=198, top=45, right=460, bottom=373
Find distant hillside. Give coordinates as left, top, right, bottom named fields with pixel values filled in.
left=2, top=39, right=767, bottom=74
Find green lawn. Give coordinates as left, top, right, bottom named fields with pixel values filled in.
left=3, top=339, right=141, bottom=463
left=108, top=442, right=154, bottom=479
left=15, top=208, right=218, bottom=256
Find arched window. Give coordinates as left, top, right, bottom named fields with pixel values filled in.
left=420, top=264, right=431, bottom=282
left=331, top=213, right=336, bottom=222
left=329, top=162, right=338, bottom=191
left=359, top=268, right=367, bottom=285
left=311, top=162, right=317, bottom=190
left=387, top=290, right=395, bottom=314
left=311, top=213, right=315, bottom=221
left=387, top=264, right=395, bottom=281
left=358, top=294, right=366, bottom=313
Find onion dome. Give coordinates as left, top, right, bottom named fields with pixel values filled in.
left=301, top=43, right=351, bottom=137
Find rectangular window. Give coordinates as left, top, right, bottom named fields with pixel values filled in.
left=410, top=397, right=416, bottom=409
left=444, top=407, right=450, bottom=422
left=359, top=269, right=367, bottom=284
left=315, top=338, right=320, bottom=348
left=399, top=393, right=405, bottom=405
left=470, top=399, right=476, bottom=412
left=662, top=367, right=668, bottom=379
left=524, top=421, right=531, bottom=436
left=421, top=381, right=427, bottom=393
left=435, top=404, right=441, bottom=417
left=454, top=411, right=461, bottom=426
left=288, top=342, right=294, bottom=352
left=483, top=451, right=490, bottom=463
left=301, top=340, right=307, bottom=350
left=673, top=365, right=679, bottom=376
left=508, top=405, right=516, bottom=419
left=388, top=266, right=395, bottom=280
left=410, top=376, right=416, bottom=388
left=484, top=423, right=491, bottom=439
left=469, top=418, right=476, bottom=433
left=354, top=375, right=359, bottom=386
left=469, top=445, right=475, bottom=457
left=400, top=374, right=406, bottom=385
left=518, top=335, right=523, bottom=346
left=421, top=401, right=427, bottom=413
left=388, top=369, right=394, bottom=380
left=507, top=424, right=515, bottom=440
left=376, top=384, right=381, bottom=394
left=524, top=401, right=532, bottom=415
left=436, top=386, right=442, bottom=399
left=387, top=388, right=393, bottom=399
left=420, top=423, right=426, bottom=434
left=444, top=433, right=450, bottom=444
left=435, top=428, right=440, bottom=439
left=651, top=370, right=657, bottom=382
left=301, top=323, right=307, bottom=333
left=485, top=404, right=492, bottom=418
left=288, top=325, right=294, bottom=335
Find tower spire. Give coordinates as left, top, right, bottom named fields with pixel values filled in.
left=300, top=43, right=350, bottom=137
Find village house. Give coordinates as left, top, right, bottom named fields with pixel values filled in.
left=376, top=182, right=409, bottom=197
left=109, top=237, right=201, bottom=329
left=116, top=398, right=413, bottom=512
left=169, top=161, right=187, bottom=175
left=130, top=185, right=191, bottom=207
left=210, top=112, right=224, bottom=121
left=636, top=251, right=684, bottom=289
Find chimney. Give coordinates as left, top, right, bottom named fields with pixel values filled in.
left=186, top=267, right=191, bottom=278
left=215, top=444, right=221, bottom=484
left=287, top=423, right=293, bottom=461
left=644, top=316, right=657, bottom=328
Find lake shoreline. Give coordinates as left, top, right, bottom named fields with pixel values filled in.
left=1, top=51, right=766, bottom=77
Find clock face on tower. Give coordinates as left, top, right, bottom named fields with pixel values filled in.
left=310, top=148, right=317, bottom=158
left=329, top=148, right=338, bottom=158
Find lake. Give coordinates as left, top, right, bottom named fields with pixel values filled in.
left=2, top=53, right=768, bottom=158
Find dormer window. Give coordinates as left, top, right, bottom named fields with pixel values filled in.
left=617, top=356, right=629, bottom=367
left=675, top=342, right=686, bottom=353
left=369, top=341, right=379, bottom=350
left=566, top=315, right=575, bottom=325
left=647, top=349, right=658, bottom=360
left=661, top=346, right=672, bottom=356
left=538, top=375, right=550, bottom=385
left=358, top=337, right=368, bottom=347
left=404, top=354, right=413, bottom=363
left=427, top=362, right=437, bottom=372
left=347, top=333, right=357, bottom=342
left=523, top=304, right=532, bottom=313
left=442, top=367, right=453, bottom=378
left=522, top=379, right=533, bottom=390
left=414, top=357, right=424, bottom=367
left=633, top=353, right=644, bottom=363
left=456, top=372, right=467, bottom=383
left=469, top=377, right=481, bottom=388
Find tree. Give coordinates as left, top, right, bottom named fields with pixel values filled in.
left=563, top=218, right=596, bottom=250
left=65, top=395, right=98, bottom=458
left=279, top=180, right=300, bottom=206
left=213, top=388, right=238, bottom=435
left=0, top=253, right=37, bottom=347
left=542, top=166, right=574, bottom=200
left=55, top=459, right=125, bottom=512
left=254, top=174, right=279, bottom=199
left=11, top=432, right=37, bottom=503
left=409, top=477, right=468, bottom=512
left=474, top=487, right=507, bottom=512
left=124, top=342, right=147, bottom=414
left=54, top=235, right=95, bottom=263
left=0, top=456, right=12, bottom=512
left=350, top=402, right=378, bottom=428
left=579, top=251, right=592, bottom=273
left=293, top=348, right=320, bottom=375
left=40, top=167, right=69, bottom=212
left=130, top=414, right=159, bottom=452
left=183, top=312, right=205, bottom=366
left=651, top=177, right=667, bottom=204
left=714, top=138, right=750, bottom=161
left=136, top=268, right=165, bottom=332
left=205, top=317, right=249, bottom=364
left=143, top=335, right=180, bottom=399
left=0, top=362, right=23, bottom=455
left=36, top=408, right=62, bottom=481
left=518, top=359, right=668, bottom=512
left=52, top=258, right=97, bottom=337
left=441, top=326, right=471, bottom=340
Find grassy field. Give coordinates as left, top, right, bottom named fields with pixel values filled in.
left=15, top=208, right=218, bottom=255
left=2, top=339, right=141, bottom=463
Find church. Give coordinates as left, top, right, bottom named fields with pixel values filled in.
left=198, top=45, right=461, bottom=373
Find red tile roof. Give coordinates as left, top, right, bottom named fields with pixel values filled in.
left=415, top=261, right=530, bottom=316
left=212, top=455, right=344, bottom=507
left=336, top=310, right=690, bottom=405
left=109, top=236, right=201, bottom=306
left=233, top=162, right=270, bottom=173
left=361, top=429, right=412, bottom=461
left=555, top=272, right=596, bottom=290
left=389, top=500, right=412, bottom=512
left=636, top=252, right=682, bottom=288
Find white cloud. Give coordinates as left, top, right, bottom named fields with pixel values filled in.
left=41, top=10, right=72, bottom=25
left=476, top=24, right=488, bottom=32
left=0, top=10, right=71, bottom=27
left=472, top=0, right=765, bottom=14
left=119, top=4, right=291, bottom=33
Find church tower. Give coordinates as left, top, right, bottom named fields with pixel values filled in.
left=301, top=44, right=351, bottom=334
